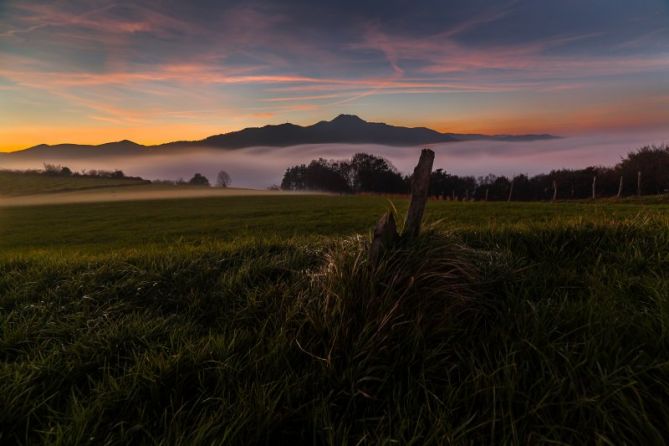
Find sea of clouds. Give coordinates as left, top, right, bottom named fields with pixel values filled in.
left=3, top=132, right=667, bottom=188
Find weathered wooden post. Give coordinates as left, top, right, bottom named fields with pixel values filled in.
left=403, top=148, right=435, bottom=238
left=369, top=211, right=398, bottom=265
left=552, top=180, right=558, bottom=201
left=592, top=175, right=597, bottom=200
left=637, top=171, right=642, bottom=197
left=507, top=179, right=514, bottom=202
left=485, top=188, right=489, bottom=201
left=617, top=175, right=623, bottom=199
left=369, top=148, right=435, bottom=263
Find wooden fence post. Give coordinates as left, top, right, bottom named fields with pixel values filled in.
left=403, top=149, right=435, bottom=239
left=637, top=171, right=642, bottom=196
left=369, top=211, right=398, bottom=265
left=552, top=180, right=558, bottom=201
left=507, top=179, right=514, bottom=202
left=617, top=175, right=623, bottom=199
left=485, top=188, right=489, bottom=201
left=592, top=175, right=597, bottom=200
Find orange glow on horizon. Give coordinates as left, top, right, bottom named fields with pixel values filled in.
left=0, top=124, right=240, bottom=152
left=2, top=108, right=668, bottom=153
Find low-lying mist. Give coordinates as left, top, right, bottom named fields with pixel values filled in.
left=3, top=132, right=667, bottom=188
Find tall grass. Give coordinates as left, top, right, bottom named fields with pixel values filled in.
left=2, top=214, right=669, bottom=443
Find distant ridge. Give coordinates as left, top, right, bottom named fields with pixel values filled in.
left=6, top=115, right=559, bottom=159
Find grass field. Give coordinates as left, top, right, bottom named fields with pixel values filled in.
left=0, top=171, right=150, bottom=196
left=2, top=194, right=669, bottom=444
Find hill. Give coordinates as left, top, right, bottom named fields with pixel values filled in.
left=0, top=170, right=149, bottom=196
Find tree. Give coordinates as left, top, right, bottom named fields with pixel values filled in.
left=188, top=173, right=210, bottom=186
left=617, top=146, right=669, bottom=195
left=43, top=163, right=72, bottom=176
left=216, top=170, right=231, bottom=188
left=347, top=153, right=407, bottom=193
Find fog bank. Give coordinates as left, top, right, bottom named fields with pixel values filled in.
left=2, top=132, right=667, bottom=188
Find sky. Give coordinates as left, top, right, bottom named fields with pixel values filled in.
left=1, top=0, right=668, bottom=152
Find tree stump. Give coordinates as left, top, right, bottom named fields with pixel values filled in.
left=403, top=148, right=435, bottom=239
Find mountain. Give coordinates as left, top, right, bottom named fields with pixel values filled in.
left=4, top=115, right=559, bottom=160
left=13, top=140, right=146, bottom=159
left=163, top=114, right=460, bottom=149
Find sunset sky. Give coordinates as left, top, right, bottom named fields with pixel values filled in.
left=1, top=0, right=668, bottom=152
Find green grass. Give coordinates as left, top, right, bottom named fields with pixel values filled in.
left=2, top=195, right=669, bottom=253
left=0, top=170, right=149, bottom=196
left=2, top=195, right=669, bottom=444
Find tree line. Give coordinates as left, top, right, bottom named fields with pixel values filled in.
left=281, top=145, right=669, bottom=200
left=26, top=164, right=233, bottom=188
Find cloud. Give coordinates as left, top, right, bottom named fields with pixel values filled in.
left=1, top=0, right=668, bottom=142
left=3, top=134, right=668, bottom=188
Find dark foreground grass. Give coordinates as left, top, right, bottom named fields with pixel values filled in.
left=2, top=204, right=669, bottom=443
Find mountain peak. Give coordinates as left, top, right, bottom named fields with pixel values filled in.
left=100, top=139, right=140, bottom=146
left=331, top=114, right=366, bottom=124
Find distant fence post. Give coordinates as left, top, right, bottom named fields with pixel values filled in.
left=552, top=180, right=558, bottom=201
left=637, top=171, right=642, bottom=196
left=403, top=149, right=435, bottom=239
left=617, top=175, right=623, bottom=199
left=485, top=188, right=489, bottom=201
left=507, top=179, right=514, bottom=202
left=592, top=175, right=597, bottom=200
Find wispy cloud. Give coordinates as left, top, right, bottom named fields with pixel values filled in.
left=1, top=0, right=668, bottom=149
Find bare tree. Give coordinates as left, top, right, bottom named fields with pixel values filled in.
left=216, top=170, right=231, bottom=188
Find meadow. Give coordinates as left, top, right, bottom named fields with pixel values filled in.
left=0, top=171, right=149, bottom=196
left=2, top=188, right=669, bottom=444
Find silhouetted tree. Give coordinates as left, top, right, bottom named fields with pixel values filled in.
left=281, top=145, right=669, bottom=200
left=617, top=146, right=669, bottom=195
left=347, top=153, right=407, bottom=193
left=281, top=154, right=405, bottom=193
left=188, top=173, right=210, bottom=186
left=216, top=170, right=231, bottom=187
